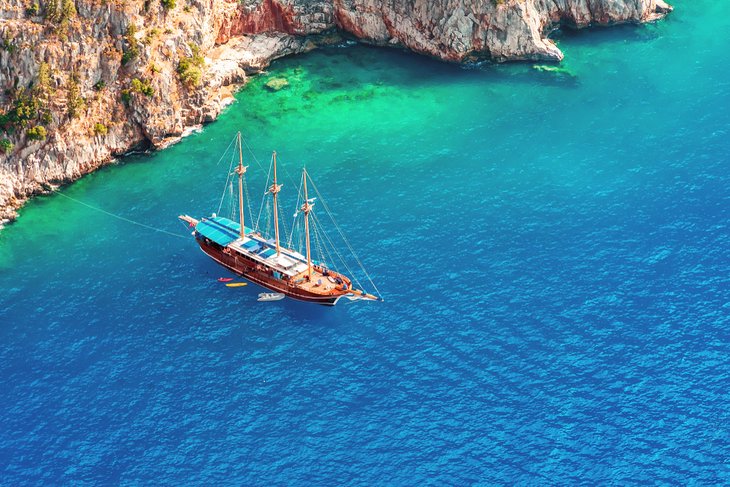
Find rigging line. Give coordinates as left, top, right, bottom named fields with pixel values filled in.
left=242, top=175, right=255, bottom=230
left=311, top=212, right=340, bottom=269
left=262, top=201, right=272, bottom=240
left=52, top=190, right=187, bottom=239
left=215, top=134, right=238, bottom=166
left=255, top=153, right=274, bottom=231
left=307, top=175, right=382, bottom=297
left=288, top=174, right=304, bottom=247
left=311, top=216, right=337, bottom=276
left=314, top=219, right=331, bottom=268
left=277, top=195, right=291, bottom=245
left=217, top=149, right=238, bottom=215
left=287, top=217, right=298, bottom=250
left=310, top=216, right=325, bottom=265
left=311, top=211, right=363, bottom=290
left=309, top=177, right=380, bottom=296
left=227, top=181, right=235, bottom=220
left=290, top=215, right=304, bottom=253
left=239, top=135, right=276, bottom=233
left=313, top=213, right=363, bottom=291
left=240, top=135, right=270, bottom=174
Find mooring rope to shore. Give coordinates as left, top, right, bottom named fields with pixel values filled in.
left=52, top=190, right=188, bottom=240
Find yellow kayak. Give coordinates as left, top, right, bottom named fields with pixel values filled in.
left=225, top=282, right=248, bottom=287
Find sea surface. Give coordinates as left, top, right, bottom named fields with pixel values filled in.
left=2, top=1, right=729, bottom=483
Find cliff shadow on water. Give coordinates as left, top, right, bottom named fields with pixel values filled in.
left=551, top=22, right=667, bottom=48
left=244, top=43, right=581, bottom=117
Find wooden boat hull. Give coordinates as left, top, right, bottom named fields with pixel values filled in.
left=196, top=236, right=345, bottom=306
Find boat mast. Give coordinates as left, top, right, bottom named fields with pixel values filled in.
left=235, top=132, right=247, bottom=239
left=301, top=168, right=313, bottom=280
left=270, top=151, right=282, bottom=255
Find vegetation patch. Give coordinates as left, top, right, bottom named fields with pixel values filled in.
left=44, top=0, right=77, bottom=39
left=121, top=25, right=140, bottom=65
left=93, top=123, right=108, bottom=135
left=130, top=78, right=155, bottom=97
left=1, top=35, right=17, bottom=54
left=26, top=125, right=47, bottom=141
left=26, top=0, right=39, bottom=16
left=66, top=74, right=86, bottom=118
left=177, top=43, right=204, bottom=88
left=0, top=62, right=56, bottom=149
left=0, top=138, right=13, bottom=153
left=0, top=88, right=41, bottom=131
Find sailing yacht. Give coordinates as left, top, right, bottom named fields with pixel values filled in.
left=179, top=132, right=381, bottom=306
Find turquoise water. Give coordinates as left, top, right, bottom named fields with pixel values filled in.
left=2, top=1, right=730, bottom=483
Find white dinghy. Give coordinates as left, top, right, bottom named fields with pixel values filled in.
left=258, top=293, right=285, bottom=302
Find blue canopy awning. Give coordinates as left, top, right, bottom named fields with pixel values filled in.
left=195, top=216, right=252, bottom=247
left=259, top=248, right=276, bottom=259
left=242, top=239, right=260, bottom=250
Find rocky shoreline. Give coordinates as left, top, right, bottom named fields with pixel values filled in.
left=0, top=0, right=672, bottom=223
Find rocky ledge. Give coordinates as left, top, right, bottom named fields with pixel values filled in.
left=0, top=0, right=672, bottom=223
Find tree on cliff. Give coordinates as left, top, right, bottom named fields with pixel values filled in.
left=121, top=25, right=140, bottom=65
left=43, top=0, right=59, bottom=22
left=35, top=62, right=53, bottom=104
left=177, top=43, right=205, bottom=88
left=66, top=74, right=85, bottom=119
left=60, top=0, right=76, bottom=19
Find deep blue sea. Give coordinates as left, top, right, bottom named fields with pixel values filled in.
left=2, top=1, right=729, bottom=483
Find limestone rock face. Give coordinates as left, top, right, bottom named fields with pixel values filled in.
left=0, top=0, right=672, bottom=222
left=333, top=0, right=672, bottom=62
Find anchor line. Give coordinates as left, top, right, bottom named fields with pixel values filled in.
left=52, top=190, right=188, bottom=239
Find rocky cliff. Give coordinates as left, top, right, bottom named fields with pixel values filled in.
left=0, top=0, right=672, bottom=222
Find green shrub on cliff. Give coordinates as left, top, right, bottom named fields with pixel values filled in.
left=44, top=0, right=59, bottom=22
left=177, top=59, right=201, bottom=87
left=0, top=88, right=40, bottom=130
left=177, top=43, right=204, bottom=88
left=35, top=62, right=53, bottom=102
left=121, top=49, right=137, bottom=65
left=26, top=0, right=39, bottom=16
left=61, top=0, right=76, bottom=18
left=120, top=78, right=154, bottom=105
left=44, top=0, right=75, bottom=27
left=93, top=123, right=108, bottom=135
left=66, top=75, right=85, bottom=118
left=1, top=36, right=17, bottom=54
left=145, top=28, right=160, bottom=44
left=161, top=0, right=175, bottom=10
left=189, top=43, right=204, bottom=66
left=121, top=25, right=140, bottom=65
left=0, top=81, right=54, bottom=134
left=27, top=125, right=47, bottom=141
left=0, top=138, right=13, bottom=154
left=130, top=78, right=154, bottom=97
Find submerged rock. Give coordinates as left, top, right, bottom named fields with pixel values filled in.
left=264, top=77, right=290, bottom=91
left=533, top=65, right=575, bottom=77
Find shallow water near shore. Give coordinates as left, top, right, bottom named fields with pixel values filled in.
left=2, top=1, right=730, bottom=483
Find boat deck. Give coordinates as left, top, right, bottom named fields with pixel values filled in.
left=196, top=215, right=352, bottom=296
left=294, top=272, right=343, bottom=295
